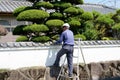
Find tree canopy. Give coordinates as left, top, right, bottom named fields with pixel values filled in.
left=13, top=0, right=120, bottom=42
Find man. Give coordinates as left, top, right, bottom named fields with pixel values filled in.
left=53, top=23, right=74, bottom=77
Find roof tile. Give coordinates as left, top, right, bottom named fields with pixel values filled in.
left=0, top=1, right=32, bottom=13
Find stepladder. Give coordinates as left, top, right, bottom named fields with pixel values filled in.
left=56, top=38, right=90, bottom=80
left=56, top=55, right=80, bottom=80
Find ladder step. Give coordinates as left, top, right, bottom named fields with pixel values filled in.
left=59, top=74, right=69, bottom=78
left=73, top=56, right=78, bottom=58
left=59, top=74, right=79, bottom=78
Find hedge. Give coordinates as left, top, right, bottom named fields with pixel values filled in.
left=68, top=20, right=81, bottom=34
left=92, top=11, right=101, bottom=19
left=13, top=25, right=26, bottom=35
left=60, top=2, right=72, bottom=9
left=112, top=23, right=120, bottom=31
left=16, top=36, right=28, bottom=42
left=83, top=21, right=94, bottom=30
left=35, top=2, right=53, bottom=9
left=32, top=36, right=50, bottom=42
left=53, top=2, right=72, bottom=9
left=23, top=24, right=49, bottom=32
left=81, top=12, right=94, bottom=20
left=76, top=0, right=84, bottom=4
left=96, top=15, right=114, bottom=26
left=74, top=34, right=86, bottom=40
left=83, top=29, right=99, bottom=40
left=17, top=9, right=49, bottom=22
left=77, top=7, right=84, bottom=14
left=50, top=12, right=63, bottom=19
left=46, top=19, right=64, bottom=28
left=68, top=20, right=81, bottom=27
left=64, top=7, right=79, bottom=15
left=13, top=6, right=33, bottom=17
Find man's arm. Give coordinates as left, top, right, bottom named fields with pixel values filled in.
left=55, top=33, right=64, bottom=44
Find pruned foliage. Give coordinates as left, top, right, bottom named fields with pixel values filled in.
left=23, top=24, right=49, bottom=33
left=64, top=7, right=79, bottom=15
left=53, top=2, right=72, bottom=9
left=35, top=1, right=54, bottom=9
left=81, top=12, right=94, bottom=21
left=13, top=6, right=34, bottom=17
left=32, top=36, right=50, bottom=42
left=13, top=25, right=26, bottom=35
left=17, top=9, right=49, bottom=23
left=46, top=19, right=64, bottom=28
left=16, top=36, right=28, bottom=42
left=50, top=12, right=63, bottom=19
left=13, top=0, right=120, bottom=41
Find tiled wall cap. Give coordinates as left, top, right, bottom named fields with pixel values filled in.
left=0, top=40, right=120, bottom=48
left=19, top=42, right=27, bottom=47
left=0, top=43, right=7, bottom=48
left=26, top=42, right=33, bottom=47
left=32, top=43, right=39, bottom=47
left=6, top=42, right=15, bottom=48
left=14, top=43, right=21, bottom=47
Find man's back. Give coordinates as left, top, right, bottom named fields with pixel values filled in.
left=62, top=29, right=74, bottom=45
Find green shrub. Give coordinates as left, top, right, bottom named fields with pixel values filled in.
left=92, top=11, right=101, bottom=19
left=13, top=25, right=26, bottom=35
left=50, top=12, right=63, bottom=19
left=112, top=23, right=120, bottom=31
left=76, top=0, right=84, bottom=4
left=84, top=21, right=94, bottom=30
left=116, top=9, right=120, bottom=14
left=32, top=36, right=50, bottom=42
left=74, top=34, right=86, bottom=40
left=17, top=9, right=49, bottom=22
left=102, top=37, right=114, bottom=40
left=64, top=7, right=79, bottom=15
left=60, top=3, right=72, bottom=9
left=76, top=7, right=84, bottom=14
left=68, top=20, right=81, bottom=27
left=51, top=34, right=59, bottom=40
left=96, top=15, right=114, bottom=26
left=35, top=2, right=53, bottom=9
left=67, top=16, right=80, bottom=22
left=23, top=24, right=49, bottom=32
left=53, top=2, right=72, bottom=9
left=81, top=12, right=94, bottom=20
left=112, top=23, right=120, bottom=39
left=16, top=36, right=28, bottom=42
left=46, top=19, right=64, bottom=28
left=68, top=20, right=81, bottom=34
left=13, top=6, right=33, bottom=17
left=83, top=29, right=99, bottom=40
left=53, top=2, right=61, bottom=8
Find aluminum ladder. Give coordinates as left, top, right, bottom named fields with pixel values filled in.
left=57, top=39, right=82, bottom=80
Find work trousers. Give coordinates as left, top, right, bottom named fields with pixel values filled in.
left=54, top=45, right=74, bottom=76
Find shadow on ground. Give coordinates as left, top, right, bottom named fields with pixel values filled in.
left=102, top=77, right=120, bottom=80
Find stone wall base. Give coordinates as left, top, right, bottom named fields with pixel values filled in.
left=0, top=60, right=120, bottom=80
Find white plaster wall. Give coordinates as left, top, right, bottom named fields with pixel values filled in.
left=0, top=45, right=120, bottom=69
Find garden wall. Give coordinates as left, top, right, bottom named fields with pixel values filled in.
left=0, top=40, right=120, bottom=69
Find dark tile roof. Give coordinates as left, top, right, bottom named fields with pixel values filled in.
left=0, top=0, right=32, bottom=13
left=76, top=3, right=116, bottom=14
left=0, top=1, right=116, bottom=14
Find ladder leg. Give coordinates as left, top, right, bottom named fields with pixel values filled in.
left=78, top=38, right=91, bottom=80
left=57, top=56, right=66, bottom=80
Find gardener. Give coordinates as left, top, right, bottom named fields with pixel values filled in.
left=53, top=23, right=74, bottom=77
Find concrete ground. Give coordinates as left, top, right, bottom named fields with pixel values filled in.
left=0, top=32, right=19, bottom=43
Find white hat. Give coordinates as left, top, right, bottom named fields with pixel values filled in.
left=62, top=23, right=70, bottom=28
